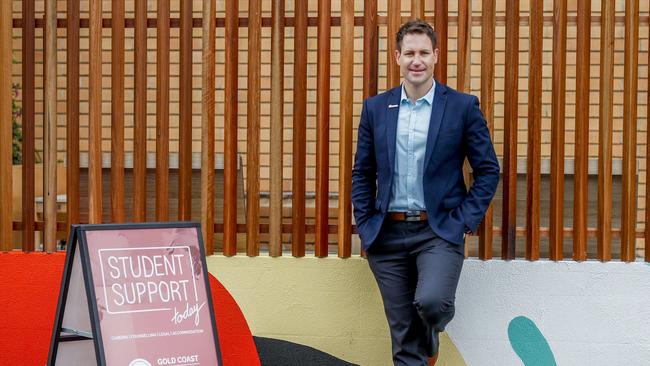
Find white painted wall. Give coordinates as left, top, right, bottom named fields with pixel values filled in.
left=449, top=260, right=650, bottom=366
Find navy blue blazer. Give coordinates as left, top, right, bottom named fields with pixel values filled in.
left=352, top=83, right=500, bottom=250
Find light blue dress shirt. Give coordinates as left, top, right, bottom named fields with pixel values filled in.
left=387, top=81, right=436, bottom=212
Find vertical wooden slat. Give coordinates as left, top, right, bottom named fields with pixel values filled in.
left=434, top=0, right=447, bottom=83
left=156, top=0, right=170, bottom=221
left=549, top=0, right=567, bottom=261
left=363, top=0, right=378, bottom=99
left=458, top=0, right=471, bottom=257
left=65, top=0, right=80, bottom=239
left=43, top=0, right=57, bottom=252
left=111, top=0, right=125, bottom=223
left=201, top=0, right=216, bottom=255
left=88, top=0, right=103, bottom=224
left=598, top=0, right=615, bottom=261
left=223, top=0, right=239, bottom=256
left=647, top=33, right=650, bottom=263
left=315, top=0, right=331, bottom=257
left=246, top=0, right=261, bottom=256
left=22, top=0, right=36, bottom=250
left=178, top=0, right=192, bottom=221
left=573, top=0, right=590, bottom=261
left=292, top=0, right=308, bottom=257
left=133, top=0, right=146, bottom=222
left=478, top=0, right=494, bottom=260
left=269, top=0, right=285, bottom=257
left=457, top=0, right=470, bottom=93
left=338, top=0, right=354, bottom=258
left=0, top=0, right=11, bottom=251
left=621, top=0, right=639, bottom=262
left=526, top=0, right=542, bottom=261
left=387, top=0, right=400, bottom=88
left=502, top=0, right=518, bottom=260
left=411, top=0, right=424, bottom=19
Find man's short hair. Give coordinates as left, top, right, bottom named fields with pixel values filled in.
left=396, top=19, right=438, bottom=51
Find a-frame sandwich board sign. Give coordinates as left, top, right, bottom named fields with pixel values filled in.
left=48, top=222, right=223, bottom=366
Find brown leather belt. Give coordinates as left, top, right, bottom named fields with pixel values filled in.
left=387, top=211, right=428, bottom=222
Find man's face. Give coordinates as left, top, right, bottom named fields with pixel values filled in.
left=395, top=32, right=438, bottom=89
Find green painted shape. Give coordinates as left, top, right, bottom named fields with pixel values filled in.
left=508, top=316, right=557, bottom=366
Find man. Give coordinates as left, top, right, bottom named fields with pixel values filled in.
left=352, top=20, right=499, bottom=365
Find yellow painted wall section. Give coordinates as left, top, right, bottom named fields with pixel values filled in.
left=206, top=255, right=467, bottom=366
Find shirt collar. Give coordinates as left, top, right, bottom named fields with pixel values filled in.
left=400, top=80, right=436, bottom=105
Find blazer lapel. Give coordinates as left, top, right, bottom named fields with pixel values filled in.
left=385, top=87, right=401, bottom=172
left=424, top=82, right=448, bottom=166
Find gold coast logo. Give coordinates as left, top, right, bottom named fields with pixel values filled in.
left=129, top=359, right=152, bottom=366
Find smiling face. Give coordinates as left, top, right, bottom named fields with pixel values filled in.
left=395, top=32, right=438, bottom=95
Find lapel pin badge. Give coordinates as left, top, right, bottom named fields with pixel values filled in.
left=388, top=104, right=399, bottom=108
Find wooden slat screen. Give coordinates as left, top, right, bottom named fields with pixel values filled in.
left=3, top=1, right=648, bottom=263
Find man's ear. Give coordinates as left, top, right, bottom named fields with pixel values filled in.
left=394, top=49, right=401, bottom=65
left=433, top=48, right=439, bottom=64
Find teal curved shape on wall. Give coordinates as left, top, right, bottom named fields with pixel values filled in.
left=508, top=316, right=557, bottom=366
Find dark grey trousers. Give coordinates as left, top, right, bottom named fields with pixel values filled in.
left=367, top=220, right=465, bottom=366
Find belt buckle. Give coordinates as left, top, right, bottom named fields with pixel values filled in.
left=404, top=211, right=421, bottom=222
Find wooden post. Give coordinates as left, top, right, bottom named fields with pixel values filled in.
left=178, top=0, right=193, bottom=221
left=201, top=0, right=216, bottom=255
left=133, top=0, right=147, bottom=222
left=502, top=0, right=519, bottom=260
left=550, top=0, right=567, bottom=261
left=23, top=0, right=36, bottom=250
left=526, top=0, right=542, bottom=261
left=338, top=0, right=354, bottom=258
left=292, top=0, right=308, bottom=257
left=111, top=0, right=126, bottom=223
left=88, top=0, right=103, bottom=224
left=156, top=0, right=170, bottom=221
left=269, top=0, right=285, bottom=257
left=621, top=0, right=639, bottom=262
left=223, top=0, right=239, bottom=256
left=598, top=0, right=615, bottom=261
left=434, top=0, right=447, bottom=84
left=43, top=0, right=58, bottom=252
left=411, top=0, right=424, bottom=20
left=573, top=0, right=590, bottom=261
left=315, top=0, right=331, bottom=257
left=478, top=0, right=495, bottom=260
left=0, top=0, right=11, bottom=251
left=246, top=0, right=261, bottom=256
left=387, top=0, right=400, bottom=88
left=363, top=0, right=378, bottom=99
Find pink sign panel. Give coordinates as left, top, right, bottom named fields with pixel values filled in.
left=83, top=225, right=220, bottom=366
